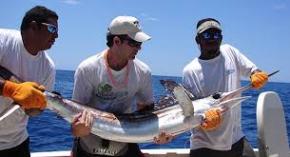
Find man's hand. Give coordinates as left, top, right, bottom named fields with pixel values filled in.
left=250, top=71, right=268, bottom=89
left=71, top=110, right=94, bottom=137
left=3, top=81, right=46, bottom=110
left=201, top=108, right=222, bottom=131
left=153, top=132, right=175, bottom=144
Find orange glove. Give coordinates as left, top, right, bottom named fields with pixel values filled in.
left=3, top=81, right=46, bottom=110
left=201, top=108, right=221, bottom=131
left=250, top=71, right=268, bottom=89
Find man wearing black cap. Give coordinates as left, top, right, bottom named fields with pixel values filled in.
left=182, top=18, right=268, bottom=157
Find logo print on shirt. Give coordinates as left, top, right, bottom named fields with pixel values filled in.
left=95, top=82, right=129, bottom=102
left=226, top=69, right=235, bottom=75
left=96, top=83, right=115, bottom=100
left=95, top=82, right=130, bottom=113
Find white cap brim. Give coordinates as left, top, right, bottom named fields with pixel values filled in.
left=128, top=31, right=151, bottom=42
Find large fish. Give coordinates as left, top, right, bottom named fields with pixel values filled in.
left=0, top=65, right=269, bottom=143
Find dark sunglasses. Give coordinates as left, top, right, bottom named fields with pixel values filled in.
left=41, top=22, right=58, bottom=34
left=200, top=32, right=222, bottom=40
left=123, top=38, right=142, bottom=48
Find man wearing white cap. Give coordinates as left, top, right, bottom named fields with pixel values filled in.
left=70, top=16, right=172, bottom=157
left=182, top=18, right=268, bottom=157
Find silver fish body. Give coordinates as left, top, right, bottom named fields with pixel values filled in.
left=44, top=83, right=249, bottom=143
left=45, top=91, right=198, bottom=143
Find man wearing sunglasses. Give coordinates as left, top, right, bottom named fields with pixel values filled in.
left=182, top=18, right=268, bottom=157
left=70, top=16, right=173, bottom=157
left=0, top=6, right=58, bottom=157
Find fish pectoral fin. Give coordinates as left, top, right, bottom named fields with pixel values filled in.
left=173, top=86, right=194, bottom=117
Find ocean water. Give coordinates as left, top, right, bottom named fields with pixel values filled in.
left=28, top=70, right=290, bottom=152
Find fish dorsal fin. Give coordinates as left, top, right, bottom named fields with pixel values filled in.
left=173, top=86, right=194, bottom=117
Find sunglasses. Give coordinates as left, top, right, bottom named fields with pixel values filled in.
left=41, top=22, right=58, bottom=34
left=200, top=31, right=222, bottom=40
left=123, top=38, right=142, bottom=48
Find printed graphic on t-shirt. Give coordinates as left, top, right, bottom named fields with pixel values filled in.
left=96, top=82, right=114, bottom=100
left=95, top=82, right=129, bottom=113
left=226, top=69, right=235, bottom=75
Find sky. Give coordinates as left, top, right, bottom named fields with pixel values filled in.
left=0, top=0, right=290, bottom=83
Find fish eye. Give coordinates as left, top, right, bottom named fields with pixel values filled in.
left=212, top=92, right=221, bottom=99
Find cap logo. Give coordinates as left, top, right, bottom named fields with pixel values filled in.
left=133, top=21, right=140, bottom=29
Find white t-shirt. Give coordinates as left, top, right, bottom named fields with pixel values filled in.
left=72, top=50, right=153, bottom=155
left=182, top=44, right=258, bottom=150
left=0, top=28, right=55, bottom=150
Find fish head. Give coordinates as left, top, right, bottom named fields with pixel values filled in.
left=214, top=92, right=250, bottom=109
left=201, top=86, right=251, bottom=109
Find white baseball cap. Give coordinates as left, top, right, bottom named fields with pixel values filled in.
left=108, top=16, right=151, bottom=42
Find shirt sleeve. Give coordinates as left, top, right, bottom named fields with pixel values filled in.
left=182, top=67, right=202, bottom=98
left=0, top=30, right=7, bottom=61
left=229, top=45, right=258, bottom=77
left=43, top=68, right=56, bottom=91
left=72, top=66, right=94, bottom=105
left=136, top=70, right=154, bottom=105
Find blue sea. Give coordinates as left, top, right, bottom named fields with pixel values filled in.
left=28, top=70, right=290, bottom=152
